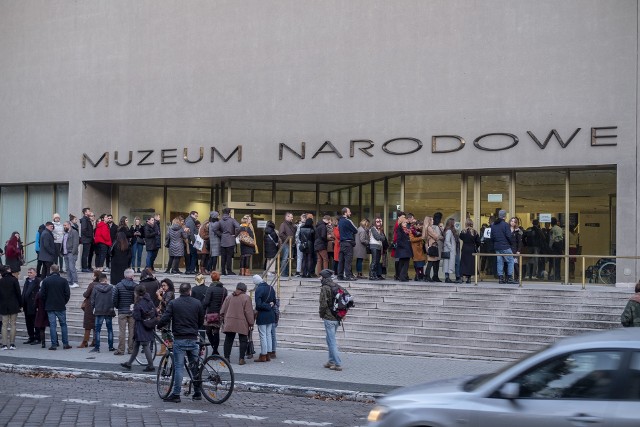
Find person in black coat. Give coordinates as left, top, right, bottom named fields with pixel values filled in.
left=143, top=216, right=158, bottom=270
left=263, top=221, right=279, bottom=274
left=21, top=268, right=41, bottom=344
left=314, top=216, right=330, bottom=275
left=38, top=222, right=56, bottom=278
left=139, top=268, right=160, bottom=308
left=394, top=219, right=413, bottom=282
left=121, top=285, right=157, bottom=372
left=299, top=218, right=315, bottom=278
left=459, top=220, right=481, bottom=284
left=39, top=264, right=71, bottom=349
left=201, top=271, right=228, bottom=355
left=0, top=265, right=22, bottom=349
left=110, top=232, right=132, bottom=285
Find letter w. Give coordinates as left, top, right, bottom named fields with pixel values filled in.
left=527, top=128, right=581, bottom=149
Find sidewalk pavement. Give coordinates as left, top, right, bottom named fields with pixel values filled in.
left=0, top=337, right=506, bottom=401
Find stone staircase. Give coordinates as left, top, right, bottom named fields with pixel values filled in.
left=275, top=280, right=629, bottom=362
left=10, top=271, right=629, bottom=362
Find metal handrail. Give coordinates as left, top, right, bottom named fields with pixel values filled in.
left=473, top=252, right=632, bottom=289
left=261, top=235, right=294, bottom=297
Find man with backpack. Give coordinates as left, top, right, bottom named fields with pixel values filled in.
left=318, top=269, right=353, bottom=372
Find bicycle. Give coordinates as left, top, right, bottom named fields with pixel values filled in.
left=136, top=328, right=209, bottom=365
left=156, top=330, right=234, bottom=404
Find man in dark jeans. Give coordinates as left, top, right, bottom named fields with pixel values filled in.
left=211, top=208, right=240, bottom=276
left=80, top=207, right=94, bottom=272
left=337, top=207, right=358, bottom=281
left=157, top=283, right=204, bottom=403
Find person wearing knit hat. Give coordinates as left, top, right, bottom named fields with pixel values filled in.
left=254, top=273, right=276, bottom=362
left=319, top=269, right=333, bottom=279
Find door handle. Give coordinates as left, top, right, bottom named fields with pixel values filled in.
left=567, top=413, right=603, bottom=424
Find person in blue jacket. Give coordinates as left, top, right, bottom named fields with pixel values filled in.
left=490, top=210, right=515, bottom=284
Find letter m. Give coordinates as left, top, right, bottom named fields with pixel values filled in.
left=82, top=152, right=109, bottom=168
left=211, top=145, right=242, bottom=162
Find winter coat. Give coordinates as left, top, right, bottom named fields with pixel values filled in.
left=144, top=223, right=158, bottom=251
left=621, top=294, right=640, bottom=327
left=130, top=224, right=145, bottom=245
left=409, top=232, right=426, bottom=262
left=158, top=290, right=174, bottom=316
left=212, top=214, right=240, bottom=248
left=184, top=215, right=197, bottom=244
left=140, top=278, right=161, bottom=308
left=354, top=226, right=369, bottom=259
left=64, top=227, right=80, bottom=256
left=22, top=277, right=41, bottom=316
left=394, top=225, right=413, bottom=259
left=510, top=228, right=524, bottom=256
left=459, top=229, right=481, bottom=277
left=319, top=278, right=338, bottom=321
left=38, top=228, right=56, bottom=263
left=278, top=220, right=296, bottom=245
left=220, top=290, right=254, bottom=335
left=39, top=273, right=70, bottom=312
left=426, top=224, right=444, bottom=262
left=34, top=292, right=49, bottom=328
left=132, top=293, right=156, bottom=342
left=333, top=227, right=341, bottom=262
left=444, top=229, right=457, bottom=256
left=94, top=221, right=112, bottom=246
left=314, top=221, right=328, bottom=252
left=239, top=225, right=255, bottom=256
left=490, top=218, right=513, bottom=251
left=254, top=282, right=276, bottom=325
left=208, top=219, right=221, bottom=256
left=0, top=272, right=22, bottom=315
left=110, top=244, right=132, bottom=285
left=202, top=282, right=227, bottom=315
left=370, top=227, right=384, bottom=250
left=197, top=221, right=210, bottom=255
left=52, top=220, right=64, bottom=244
left=158, top=295, right=204, bottom=340
left=338, top=216, right=358, bottom=242
left=91, top=283, right=116, bottom=316
left=82, top=281, right=97, bottom=329
left=191, top=284, right=207, bottom=302
left=113, top=278, right=137, bottom=314
left=298, top=223, right=315, bottom=254
left=80, top=215, right=94, bottom=244
left=5, top=237, right=23, bottom=273
left=168, top=223, right=188, bottom=257
left=263, top=224, right=279, bottom=259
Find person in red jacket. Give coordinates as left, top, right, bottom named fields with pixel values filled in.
left=93, top=215, right=112, bottom=270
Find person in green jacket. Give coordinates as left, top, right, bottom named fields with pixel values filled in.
left=621, top=281, right=640, bottom=327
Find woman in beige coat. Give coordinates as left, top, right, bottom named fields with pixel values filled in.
left=220, top=282, right=254, bottom=365
left=424, top=214, right=445, bottom=282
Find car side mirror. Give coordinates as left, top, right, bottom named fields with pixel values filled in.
left=499, top=382, right=520, bottom=400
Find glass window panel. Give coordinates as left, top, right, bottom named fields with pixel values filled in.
left=55, top=184, right=69, bottom=220
left=0, top=186, right=26, bottom=262
left=118, top=185, right=165, bottom=269
left=481, top=174, right=511, bottom=227
left=387, top=177, right=401, bottom=238
left=373, top=179, right=385, bottom=222
left=276, top=182, right=316, bottom=205
left=26, top=185, right=54, bottom=265
left=569, top=169, right=616, bottom=281
left=229, top=180, right=272, bottom=203
left=362, top=183, right=372, bottom=222
left=404, top=174, right=462, bottom=226
left=466, top=176, right=474, bottom=224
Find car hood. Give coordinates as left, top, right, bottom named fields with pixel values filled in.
left=379, top=375, right=474, bottom=406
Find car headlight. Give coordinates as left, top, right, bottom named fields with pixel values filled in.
left=367, top=405, right=389, bottom=423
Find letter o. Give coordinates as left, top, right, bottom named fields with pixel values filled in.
left=381, top=138, right=423, bottom=155
left=473, top=133, right=519, bottom=151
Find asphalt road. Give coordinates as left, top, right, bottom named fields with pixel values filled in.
left=0, top=372, right=372, bottom=427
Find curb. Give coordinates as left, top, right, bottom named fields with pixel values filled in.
left=0, top=363, right=380, bottom=403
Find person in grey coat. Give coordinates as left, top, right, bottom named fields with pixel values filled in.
left=165, top=218, right=188, bottom=274
left=207, top=211, right=221, bottom=272
left=354, top=220, right=370, bottom=279
left=38, top=222, right=57, bottom=277
left=183, top=211, right=199, bottom=275
left=211, top=208, right=240, bottom=276
left=90, top=273, right=115, bottom=353
left=62, top=221, right=80, bottom=287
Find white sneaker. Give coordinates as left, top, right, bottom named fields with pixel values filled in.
left=9, top=344, right=16, bottom=350
left=70, top=283, right=80, bottom=288
left=103, top=268, right=110, bottom=273
left=1, top=346, right=7, bottom=351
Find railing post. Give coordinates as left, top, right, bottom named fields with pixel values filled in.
left=518, top=254, right=523, bottom=287
left=474, top=253, right=478, bottom=286
left=288, top=238, right=292, bottom=278
left=276, top=250, right=281, bottom=297
left=581, top=256, right=586, bottom=290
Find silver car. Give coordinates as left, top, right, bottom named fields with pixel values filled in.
left=368, top=328, right=640, bottom=426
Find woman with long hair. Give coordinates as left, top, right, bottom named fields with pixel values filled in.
left=459, top=219, right=481, bottom=284
left=78, top=270, right=100, bottom=348
left=238, top=215, right=256, bottom=276
left=130, top=217, right=145, bottom=273
left=425, top=213, right=444, bottom=282
left=156, top=278, right=175, bottom=356
left=510, top=216, right=524, bottom=282
left=443, top=218, right=460, bottom=283
left=202, top=271, right=227, bottom=355
left=110, top=231, right=131, bottom=285
left=220, top=282, right=254, bottom=365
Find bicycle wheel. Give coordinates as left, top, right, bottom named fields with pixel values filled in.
left=136, top=339, right=157, bottom=365
left=156, top=353, right=174, bottom=399
left=200, top=355, right=234, bottom=404
left=599, top=262, right=616, bottom=285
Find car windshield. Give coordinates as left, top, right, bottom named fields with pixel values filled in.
left=463, top=344, right=553, bottom=392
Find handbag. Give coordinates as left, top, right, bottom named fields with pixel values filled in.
left=205, top=312, right=220, bottom=324
left=143, top=309, right=158, bottom=329
left=194, top=234, right=205, bottom=251
left=441, top=251, right=451, bottom=259
left=238, top=230, right=255, bottom=246
left=427, top=245, right=439, bottom=257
